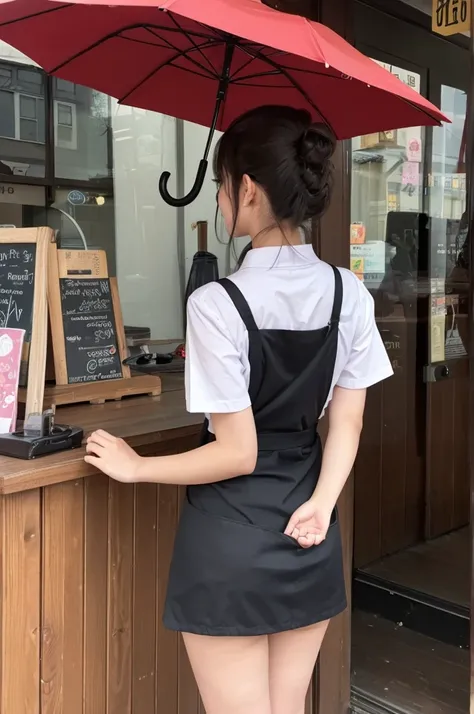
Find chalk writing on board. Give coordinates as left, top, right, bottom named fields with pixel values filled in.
left=0, top=245, right=36, bottom=337
left=60, top=278, right=123, bottom=384
left=0, top=244, right=36, bottom=387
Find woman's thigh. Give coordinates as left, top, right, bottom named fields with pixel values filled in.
left=268, top=620, right=330, bottom=714
left=182, top=632, right=272, bottom=714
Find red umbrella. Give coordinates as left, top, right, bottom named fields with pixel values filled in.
left=0, top=0, right=448, bottom=206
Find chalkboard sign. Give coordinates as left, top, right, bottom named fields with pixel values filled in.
left=0, top=243, right=36, bottom=385
left=60, top=277, right=123, bottom=384
left=0, top=228, right=50, bottom=422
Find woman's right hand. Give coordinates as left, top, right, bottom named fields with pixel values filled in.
left=284, top=499, right=332, bottom=549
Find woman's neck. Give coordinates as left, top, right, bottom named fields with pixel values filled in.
left=250, top=225, right=302, bottom=249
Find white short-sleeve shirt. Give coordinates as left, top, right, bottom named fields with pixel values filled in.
left=185, top=244, right=393, bottom=428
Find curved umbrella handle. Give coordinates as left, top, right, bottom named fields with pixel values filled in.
left=159, top=159, right=208, bottom=208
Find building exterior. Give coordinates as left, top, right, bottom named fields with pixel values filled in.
left=0, top=1, right=472, bottom=712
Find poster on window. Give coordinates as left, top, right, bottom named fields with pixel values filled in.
left=0, top=328, right=25, bottom=434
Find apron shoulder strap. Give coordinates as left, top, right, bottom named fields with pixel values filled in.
left=218, top=277, right=263, bottom=403
left=218, top=278, right=259, bottom=332
left=330, top=266, right=343, bottom=325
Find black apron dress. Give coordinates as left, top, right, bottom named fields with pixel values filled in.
left=163, top=266, right=347, bottom=636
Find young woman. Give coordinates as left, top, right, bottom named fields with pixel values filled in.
left=85, top=105, right=393, bottom=714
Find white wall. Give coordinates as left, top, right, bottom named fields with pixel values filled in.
left=112, top=104, right=183, bottom=339
left=182, top=121, right=229, bottom=277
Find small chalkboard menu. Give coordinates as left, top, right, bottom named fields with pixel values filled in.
left=60, top=277, right=123, bottom=383
left=10, top=235, right=161, bottom=413
left=0, top=242, right=36, bottom=385
left=48, top=247, right=129, bottom=386
left=0, top=228, right=50, bottom=423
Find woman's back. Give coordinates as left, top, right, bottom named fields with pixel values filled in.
left=185, top=243, right=390, bottom=424
left=186, top=243, right=391, bottom=531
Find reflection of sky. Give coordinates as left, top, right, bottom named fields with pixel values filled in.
left=432, top=86, right=467, bottom=173
left=0, top=41, right=37, bottom=67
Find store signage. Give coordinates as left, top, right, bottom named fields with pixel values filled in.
left=432, top=0, right=470, bottom=36
left=0, top=183, right=44, bottom=207
left=67, top=190, right=86, bottom=206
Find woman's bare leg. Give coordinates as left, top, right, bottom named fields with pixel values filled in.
left=183, top=632, right=272, bottom=714
left=268, top=621, right=330, bottom=714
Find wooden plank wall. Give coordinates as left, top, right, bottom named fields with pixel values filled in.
left=353, top=317, right=425, bottom=568
left=0, top=434, right=210, bottom=714
left=354, top=319, right=469, bottom=569
left=426, top=359, right=470, bottom=539
left=0, top=464, right=319, bottom=714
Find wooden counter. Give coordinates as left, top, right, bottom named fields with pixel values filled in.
left=0, top=376, right=326, bottom=714
left=0, top=375, right=208, bottom=714
left=0, top=375, right=201, bottom=495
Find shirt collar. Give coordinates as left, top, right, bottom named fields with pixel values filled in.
left=239, top=244, right=320, bottom=270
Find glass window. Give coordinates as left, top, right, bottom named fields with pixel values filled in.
left=54, top=100, right=77, bottom=149
left=431, top=85, right=468, bottom=362
left=0, top=181, right=45, bottom=229
left=0, top=67, right=12, bottom=87
left=0, top=61, right=46, bottom=177
left=351, top=62, right=424, bottom=292
left=0, top=91, right=15, bottom=140
left=54, top=83, right=112, bottom=182
left=111, top=103, right=183, bottom=340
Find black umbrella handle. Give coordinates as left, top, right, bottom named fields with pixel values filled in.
left=159, top=159, right=208, bottom=208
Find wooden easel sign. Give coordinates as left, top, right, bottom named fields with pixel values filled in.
left=48, top=247, right=126, bottom=385
left=46, top=244, right=161, bottom=406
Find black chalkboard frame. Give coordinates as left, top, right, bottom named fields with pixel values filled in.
left=48, top=245, right=128, bottom=386
left=0, top=228, right=51, bottom=422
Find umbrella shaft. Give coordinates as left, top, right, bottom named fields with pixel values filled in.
left=203, top=41, right=235, bottom=161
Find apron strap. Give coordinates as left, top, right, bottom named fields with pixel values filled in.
left=218, top=277, right=264, bottom=403
left=330, top=266, right=343, bottom=325
left=218, top=278, right=259, bottom=332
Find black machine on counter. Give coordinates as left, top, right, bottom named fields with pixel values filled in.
left=0, top=409, right=83, bottom=460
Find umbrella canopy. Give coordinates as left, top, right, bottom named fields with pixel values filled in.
left=0, top=0, right=449, bottom=205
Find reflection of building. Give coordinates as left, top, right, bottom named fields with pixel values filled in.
left=0, top=61, right=112, bottom=180
left=0, top=43, right=226, bottom=342
left=0, top=3, right=473, bottom=714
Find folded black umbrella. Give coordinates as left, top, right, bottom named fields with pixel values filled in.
left=184, top=250, right=220, bottom=305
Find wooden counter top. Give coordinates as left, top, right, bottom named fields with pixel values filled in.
left=0, top=375, right=202, bottom=495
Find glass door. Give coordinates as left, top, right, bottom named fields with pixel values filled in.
left=425, top=80, right=469, bottom=540
left=351, top=53, right=428, bottom=572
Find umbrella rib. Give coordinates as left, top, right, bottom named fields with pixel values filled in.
left=225, top=41, right=281, bottom=81
left=119, top=34, right=178, bottom=52
left=237, top=45, right=333, bottom=128
left=232, top=82, right=291, bottom=88
left=142, top=27, right=219, bottom=78
left=165, top=13, right=219, bottom=76
left=0, top=3, right=70, bottom=28
left=117, top=40, right=220, bottom=105
left=49, top=22, right=218, bottom=75
left=232, top=68, right=340, bottom=82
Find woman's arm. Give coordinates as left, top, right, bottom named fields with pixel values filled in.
left=84, top=407, right=258, bottom=485
left=284, top=386, right=366, bottom=547
left=311, top=385, right=366, bottom=511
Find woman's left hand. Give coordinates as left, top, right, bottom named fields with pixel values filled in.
left=284, top=498, right=332, bottom=548
left=84, top=430, right=142, bottom=483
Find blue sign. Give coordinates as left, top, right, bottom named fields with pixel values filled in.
left=67, top=190, right=86, bottom=206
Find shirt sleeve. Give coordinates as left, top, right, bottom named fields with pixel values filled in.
left=185, top=286, right=251, bottom=414
left=337, top=279, right=393, bottom=390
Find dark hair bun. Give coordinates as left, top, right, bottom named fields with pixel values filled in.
left=214, top=105, right=337, bottom=228
left=297, top=123, right=336, bottom=221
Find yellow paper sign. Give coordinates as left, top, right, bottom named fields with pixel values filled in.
left=432, top=0, right=470, bottom=36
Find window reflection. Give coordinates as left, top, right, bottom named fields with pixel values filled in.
left=53, top=80, right=112, bottom=182
left=0, top=61, right=46, bottom=177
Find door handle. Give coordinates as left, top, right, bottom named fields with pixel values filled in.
left=423, top=364, right=450, bottom=383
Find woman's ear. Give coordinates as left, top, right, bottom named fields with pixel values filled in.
left=241, top=174, right=256, bottom=207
